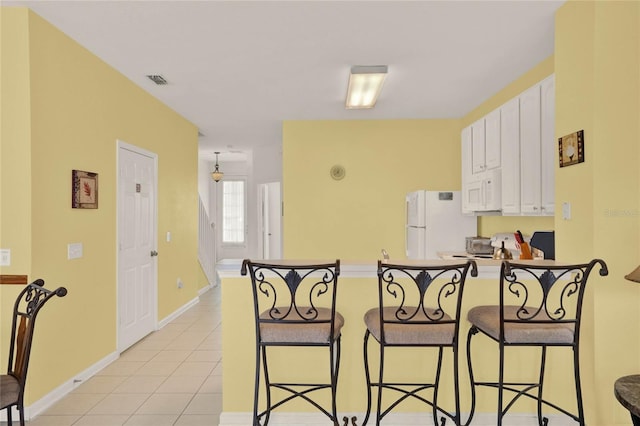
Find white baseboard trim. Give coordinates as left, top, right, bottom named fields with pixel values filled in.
left=0, top=351, right=119, bottom=422
left=198, top=283, right=214, bottom=297
left=158, top=296, right=199, bottom=329
left=219, top=411, right=573, bottom=426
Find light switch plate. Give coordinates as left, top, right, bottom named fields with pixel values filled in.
left=0, top=249, right=10, bottom=266
left=562, top=202, right=571, bottom=220
left=68, top=243, right=83, bottom=260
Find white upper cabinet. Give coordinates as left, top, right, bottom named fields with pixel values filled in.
left=460, top=74, right=555, bottom=217
left=540, top=75, right=556, bottom=214
left=484, top=109, right=501, bottom=170
left=471, top=119, right=486, bottom=174
left=520, top=75, right=555, bottom=216
left=471, top=111, right=501, bottom=175
left=519, top=83, right=542, bottom=214
left=500, top=97, right=521, bottom=214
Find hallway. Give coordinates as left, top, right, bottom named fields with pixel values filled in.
left=6, top=285, right=222, bottom=426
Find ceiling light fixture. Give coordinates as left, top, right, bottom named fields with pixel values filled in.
left=211, top=152, right=224, bottom=183
left=345, top=65, right=388, bottom=109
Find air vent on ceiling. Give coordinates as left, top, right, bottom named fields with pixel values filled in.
left=146, top=74, right=168, bottom=85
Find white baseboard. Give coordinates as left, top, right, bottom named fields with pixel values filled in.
left=0, top=351, right=119, bottom=422
left=157, top=295, right=199, bottom=329
left=219, top=411, right=573, bottom=426
left=198, top=283, right=214, bottom=297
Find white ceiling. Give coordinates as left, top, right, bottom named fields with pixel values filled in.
left=5, top=0, right=565, bottom=162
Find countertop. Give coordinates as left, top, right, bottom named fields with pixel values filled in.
left=216, top=256, right=560, bottom=280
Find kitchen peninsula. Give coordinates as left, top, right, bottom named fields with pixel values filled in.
left=216, top=257, right=571, bottom=425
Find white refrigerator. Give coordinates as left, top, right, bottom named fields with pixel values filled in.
left=406, top=190, right=477, bottom=259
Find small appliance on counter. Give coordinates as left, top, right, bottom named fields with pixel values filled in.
left=530, top=231, right=555, bottom=259
left=465, top=237, right=493, bottom=255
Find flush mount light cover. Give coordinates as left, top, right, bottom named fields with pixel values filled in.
left=346, top=65, right=388, bottom=109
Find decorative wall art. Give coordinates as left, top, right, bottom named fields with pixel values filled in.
left=72, top=170, right=98, bottom=209
left=558, top=130, right=584, bottom=168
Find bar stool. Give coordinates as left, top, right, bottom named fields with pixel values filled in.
left=465, top=259, right=608, bottom=425
left=241, top=260, right=343, bottom=426
left=1, top=279, right=67, bottom=426
left=363, top=260, right=477, bottom=425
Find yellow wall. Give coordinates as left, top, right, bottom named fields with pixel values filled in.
left=1, top=8, right=200, bottom=405
left=282, top=119, right=463, bottom=260
left=555, top=2, right=640, bottom=425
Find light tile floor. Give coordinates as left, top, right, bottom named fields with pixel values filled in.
left=6, top=285, right=222, bottom=426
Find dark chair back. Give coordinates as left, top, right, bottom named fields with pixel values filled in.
left=241, top=260, right=341, bottom=345
left=1, top=279, right=67, bottom=422
left=376, top=260, right=477, bottom=345
left=498, top=259, right=608, bottom=344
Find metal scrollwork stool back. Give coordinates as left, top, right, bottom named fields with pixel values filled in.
left=0, top=279, right=68, bottom=426
left=363, top=260, right=478, bottom=426
left=241, top=260, right=343, bottom=426
left=465, top=259, right=608, bottom=426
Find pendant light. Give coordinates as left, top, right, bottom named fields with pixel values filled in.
left=211, top=152, right=224, bottom=182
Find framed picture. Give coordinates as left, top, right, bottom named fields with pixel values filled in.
left=72, top=170, right=98, bottom=209
left=558, top=130, right=584, bottom=168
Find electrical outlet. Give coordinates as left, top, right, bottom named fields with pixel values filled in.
left=177, top=278, right=183, bottom=289
left=68, top=243, right=83, bottom=259
left=0, top=249, right=10, bottom=266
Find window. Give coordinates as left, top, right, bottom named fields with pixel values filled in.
left=222, top=180, right=245, bottom=244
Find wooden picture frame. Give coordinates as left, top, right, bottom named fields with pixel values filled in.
left=558, top=130, right=584, bottom=168
left=72, top=170, right=98, bottom=209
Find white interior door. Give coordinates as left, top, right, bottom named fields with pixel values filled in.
left=117, top=142, right=157, bottom=352
left=259, top=182, right=282, bottom=259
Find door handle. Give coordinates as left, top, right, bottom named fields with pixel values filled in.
left=150, top=250, right=158, bottom=257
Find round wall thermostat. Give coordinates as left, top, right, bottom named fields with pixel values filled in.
left=330, top=165, right=346, bottom=180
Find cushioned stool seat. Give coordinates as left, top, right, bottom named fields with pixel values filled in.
left=259, top=307, right=345, bottom=343
left=364, top=307, right=454, bottom=345
left=0, top=375, right=20, bottom=409
left=467, top=305, right=575, bottom=344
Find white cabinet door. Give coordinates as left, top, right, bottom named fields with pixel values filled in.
left=519, top=84, right=542, bottom=215
left=484, top=109, right=501, bottom=170
left=461, top=126, right=474, bottom=214
left=471, top=119, right=486, bottom=174
left=540, top=75, right=556, bottom=215
left=483, top=168, right=502, bottom=211
left=500, top=97, right=520, bottom=214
